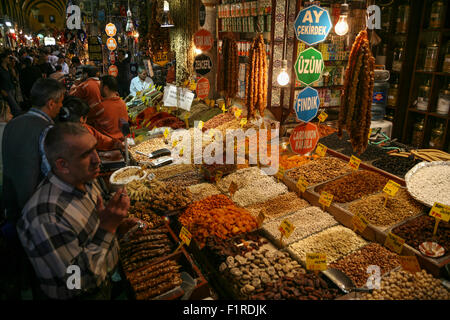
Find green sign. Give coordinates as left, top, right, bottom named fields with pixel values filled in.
left=294, top=47, right=324, bottom=86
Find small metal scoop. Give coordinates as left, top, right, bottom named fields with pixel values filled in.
left=323, top=268, right=374, bottom=294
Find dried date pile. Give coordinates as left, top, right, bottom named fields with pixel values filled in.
left=120, top=226, right=174, bottom=273
left=329, top=243, right=400, bottom=288
left=372, top=155, right=421, bottom=178
left=392, top=216, right=450, bottom=253
left=250, top=272, right=340, bottom=300
left=127, top=259, right=183, bottom=300
left=318, top=132, right=350, bottom=150
left=316, top=170, right=388, bottom=203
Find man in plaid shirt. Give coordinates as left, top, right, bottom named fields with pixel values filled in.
left=17, top=123, right=131, bottom=299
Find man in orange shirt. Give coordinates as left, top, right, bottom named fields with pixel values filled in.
left=88, top=75, right=128, bottom=141
left=69, top=65, right=102, bottom=112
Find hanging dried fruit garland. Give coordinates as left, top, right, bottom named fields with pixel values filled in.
left=218, top=37, right=239, bottom=103
left=245, top=34, right=268, bottom=120
left=338, top=30, right=375, bottom=155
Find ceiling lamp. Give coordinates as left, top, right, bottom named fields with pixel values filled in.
left=161, top=1, right=174, bottom=28
left=335, top=1, right=349, bottom=36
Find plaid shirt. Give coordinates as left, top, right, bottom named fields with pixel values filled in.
left=17, top=173, right=119, bottom=299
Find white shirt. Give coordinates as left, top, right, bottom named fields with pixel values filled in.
left=60, top=62, right=69, bottom=75
left=129, top=76, right=154, bottom=97
left=48, top=55, right=59, bottom=67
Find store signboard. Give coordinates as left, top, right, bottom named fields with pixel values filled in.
left=110, top=51, right=116, bottom=64
left=194, top=28, right=214, bottom=52
left=289, top=122, right=319, bottom=155
left=105, top=23, right=117, bottom=37
left=294, top=86, right=319, bottom=123
left=196, top=77, right=210, bottom=100
left=295, top=47, right=324, bottom=86
left=88, top=36, right=102, bottom=62
left=106, top=37, right=117, bottom=51
left=163, top=84, right=195, bottom=111
left=194, top=54, right=212, bottom=76
left=108, top=65, right=118, bottom=77
left=294, top=5, right=332, bottom=46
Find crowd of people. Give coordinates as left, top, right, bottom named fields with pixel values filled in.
left=0, top=45, right=157, bottom=300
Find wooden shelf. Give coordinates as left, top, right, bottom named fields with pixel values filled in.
left=416, top=70, right=450, bottom=75
left=429, top=112, right=450, bottom=119
left=408, top=108, right=428, bottom=115
left=422, top=28, right=450, bottom=33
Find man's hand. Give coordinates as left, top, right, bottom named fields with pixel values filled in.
left=96, top=187, right=130, bottom=234
left=112, top=139, right=125, bottom=151
left=116, top=217, right=140, bottom=237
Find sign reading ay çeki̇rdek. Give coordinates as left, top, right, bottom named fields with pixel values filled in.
left=294, top=5, right=332, bottom=46
left=294, top=87, right=320, bottom=122
left=295, top=47, right=324, bottom=86
left=289, top=123, right=319, bottom=155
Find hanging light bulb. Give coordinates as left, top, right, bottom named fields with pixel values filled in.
left=335, top=1, right=349, bottom=36
left=194, top=46, right=202, bottom=55
left=277, top=60, right=290, bottom=86
left=161, top=1, right=174, bottom=28
left=126, top=1, right=134, bottom=34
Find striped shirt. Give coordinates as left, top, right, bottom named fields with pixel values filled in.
left=17, top=173, right=119, bottom=299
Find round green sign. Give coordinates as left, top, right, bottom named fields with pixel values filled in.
left=294, top=47, right=324, bottom=86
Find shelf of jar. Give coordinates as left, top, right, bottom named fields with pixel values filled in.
left=421, top=28, right=450, bottom=33
left=408, top=108, right=428, bottom=115
left=429, top=112, right=450, bottom=119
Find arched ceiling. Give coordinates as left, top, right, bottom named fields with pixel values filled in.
left=21, top=0, right=67, bottom=17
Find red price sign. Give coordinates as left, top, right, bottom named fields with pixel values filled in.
left=106, top=37, right=117, bottom=51
left=196, top=77, right=210, bottom=100
left=108, top=65, right=118, bottom=77
left=194, top=28, right=214, bottom=52
left=289, top=123, right=319, bottom=155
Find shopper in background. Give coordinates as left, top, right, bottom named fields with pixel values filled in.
left=17, top=122, right=132, bottom=300
left=69, top=65, right=102, bottom=110
left=50, top=65, right=66, bottom=83
left=2, top=78, right=65, bottom=224
left=88, top=75, right=128, bottom=141
left=58, top=55, right=69, bottom=75
left=19, top=58, right=43, bottom=111
left=129, top=65, right=154, bottom=97
left=70, top=56, right=83, bottom=79
left=38, top=53, right=55, bottom=78
left=0, top=53, right=22, bottom=117
left=61, top=96, right=124, bottom=151
left=115, top=50, right=131, bottom=98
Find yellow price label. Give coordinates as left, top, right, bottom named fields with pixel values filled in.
left=318, top=111, right=328, bottom=123
left=229, top=181, right=239, bottom=197
left=399, top=255, right=421, bottom=273
left=368, top=128, right=373, bottom=140
left=164, top=128, right=169, bottom=139
left=240, top=118, right=247, bottom=127
left=234, top=109, right=242, bottom=118
left=429, top=202, right=450, bottom=222
left=257, top=210, right=266, bottom=226
left=276, top=167, right=285, bottom=180
left=278, top=219, right=295, bottom=238
left=221, top=104, right=227, bottom=113
left=215, top=170, right=223, bottom=182
left=315, top=143, right=327, bottom=157
left=352, top=213, right=368, bottom=233
left=179, top=148, right=184, bottom=157
left=383, top=180, right=400, bottom=197
left=172, top=140, right=179, bottom=147
left=384, top=232, right=405, bottom=254
left=348, top=155, right=361, bottom=171
left=179, top=226, right=192, bottom=246
left=306, top=253, right=327, bottom=271
left=197, top=121, right=204, bottom=130
left=296, top=178, right=308, bottom=193
left=156, top=105, right=161, bottom=112
left=319, top=191, right=333, bottom=208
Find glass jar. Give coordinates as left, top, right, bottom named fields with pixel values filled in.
left=443, top=41, right=450, bottom=73
left=417, top=79, right=431, bottom=111
left=392, top=44, right=405, bottom=72
left=388, top=77, right=399, bottom=106
left=437, top=83, right=450, bottom=115
left=381, top=5, right=393, bottom=31
left=412, top=118, right=425, bottom=148
left=424, top=39, right=439, bottom=72
left=429, top=123, right=445, bottom=149
left=430, top=0, right=444, bottom=28
left=396, top=1, right=411, bottom=33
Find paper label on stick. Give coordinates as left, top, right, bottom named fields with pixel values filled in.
left=257, top=210, right=266, bottom=226
left=179, top=226, right=192, bottom=246
left=429, top=202, right=450, bottom=222
left=318, top=111, right=328, bottom=123
left=306, top=253, right=327, bottom=271
left=279, top=219, right=295, bottom=238
left=319, top=191, right=333, bottom=208
left=240, top=118, right=247, bottom=127
left=315, top=143, right=327, bottom=157
left=164, top=128, right=169, bottom=139
left=296, top=178, right=308, bottom=193
left=384, top=232, right=405, bottom=254
left=229, top=181, right=238, bottom=197
left=399, top=255, right=421, bottom=273
left=234, top=109, right=242, bottom=118
left=352, top=213, right=368, bottom=233
left=348, top=155, right=361, bottom=171
left=383, top=180, right=400, bottom=197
